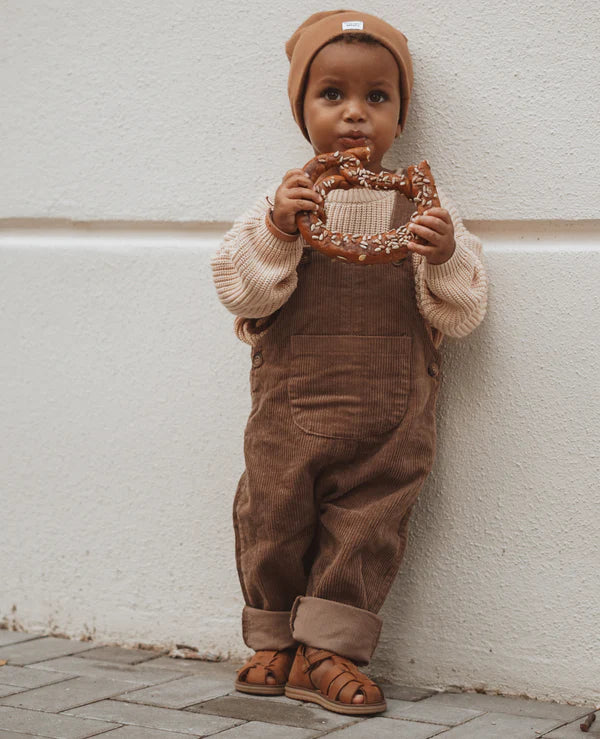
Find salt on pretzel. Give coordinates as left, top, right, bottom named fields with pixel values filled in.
left=295, top=146, right=440, bottom=265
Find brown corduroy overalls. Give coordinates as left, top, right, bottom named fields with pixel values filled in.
left=233, top=195, right=443, bottom=666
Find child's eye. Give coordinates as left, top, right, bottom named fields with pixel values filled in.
left=322, top=88, right=341, bottom=101
left=320, top=88, right=388, bottom=103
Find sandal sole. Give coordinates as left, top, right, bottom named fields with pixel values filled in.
left=285, top=684, right=387, bottom=715
left=235, top=679, right=286, bottom=695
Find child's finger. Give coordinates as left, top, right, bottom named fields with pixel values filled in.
left=282, top=173, right=319, bottom=190
left=292, top=199, right=322, bottom=213
left=407, top=241, right=435, bottom=256
left=284, top=168, right=310, bottom=180
left=422, top=207, right=450, bottom=222
left=413, top=213, right=445, bottom=231
left=287, top=187, right=322, bottom=204
left=407, top=222, right=439, bottom=243
left=284, top=170, right=319, bottom=190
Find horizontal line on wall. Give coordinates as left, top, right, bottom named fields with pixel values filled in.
left=0, top=219, right=599, bottom=251
left=0, top=218, right=232, bottom=237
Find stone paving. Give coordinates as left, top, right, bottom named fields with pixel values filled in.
left=0, top=629, right=597, bottom=738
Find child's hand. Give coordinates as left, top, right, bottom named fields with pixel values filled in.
left=272, top=169, right=323, bottom=236
left=406, top=208, right=456, bottom=265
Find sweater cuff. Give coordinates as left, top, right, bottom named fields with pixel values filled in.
left=237, top=210, right=303, bottom=272
left=265, top=209, right=302, bottom=242
left=422, top=238, right=473, bottom=283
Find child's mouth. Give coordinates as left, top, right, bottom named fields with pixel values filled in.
left=338, top=136, right=368, bottom=148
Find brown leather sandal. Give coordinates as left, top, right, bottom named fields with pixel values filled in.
left=284, top=644, right=387, bottom=715
left=234, top=647, right=297, bottom=695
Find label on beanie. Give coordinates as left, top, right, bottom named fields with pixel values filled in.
left=342, top=21, right=364, bottom=30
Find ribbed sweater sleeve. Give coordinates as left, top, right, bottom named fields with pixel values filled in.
left=209, top=185, right=305, bottom=319
left=412, top=185, right=489, bottom=339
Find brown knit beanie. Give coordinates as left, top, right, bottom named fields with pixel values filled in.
left=286, top=10, right=414, bottom=144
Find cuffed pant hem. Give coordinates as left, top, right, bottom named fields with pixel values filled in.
left=241, top=605, right=299, bottom=650
left=289, top=595, right=382, bottom=666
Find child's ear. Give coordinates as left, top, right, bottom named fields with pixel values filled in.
left=395, top=122, right=401, bottom=138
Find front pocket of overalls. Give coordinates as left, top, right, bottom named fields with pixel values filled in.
left=287, top=334, right=412, bottom=440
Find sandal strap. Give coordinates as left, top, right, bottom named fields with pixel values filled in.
left=360, top=682, right=385, bottom=702
left=304, top=650, right=384, bottom=704
left=326, top=668, right=359, bottom=700
left=338, top=679, right=365, bottom=703
left=237, top=648, right=295, bottom=684
left=303, top=647, right=339, bottom=672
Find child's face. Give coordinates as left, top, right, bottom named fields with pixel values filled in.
left=302, top=40, right=402, bottom=173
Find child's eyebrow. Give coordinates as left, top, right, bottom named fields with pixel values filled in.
left=318, top=76, right=393, bottom=88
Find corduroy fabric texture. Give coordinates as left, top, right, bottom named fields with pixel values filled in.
left=231, top=199, right=443, bottom=664
left=286, top=9, right=414, bottom=142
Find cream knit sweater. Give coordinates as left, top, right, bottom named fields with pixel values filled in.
left=210, top=174, right=488, bottom=350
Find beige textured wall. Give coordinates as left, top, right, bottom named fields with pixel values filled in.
left=1, top=1, right=598, bottom=704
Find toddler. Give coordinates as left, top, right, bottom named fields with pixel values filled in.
left=210, top=9, right=488, bottom=716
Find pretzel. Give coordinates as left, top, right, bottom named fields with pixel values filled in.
left=295, top=146, right=440, bottom=265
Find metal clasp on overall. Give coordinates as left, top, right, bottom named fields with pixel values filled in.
left=299, top=247, right=312, bottom=266
left=427, top=361, right=440, bottom=377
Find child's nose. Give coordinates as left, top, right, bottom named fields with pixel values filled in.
left=344, top=105, right=366, bottom=120
left=346, top=98, right=364, bottom=116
